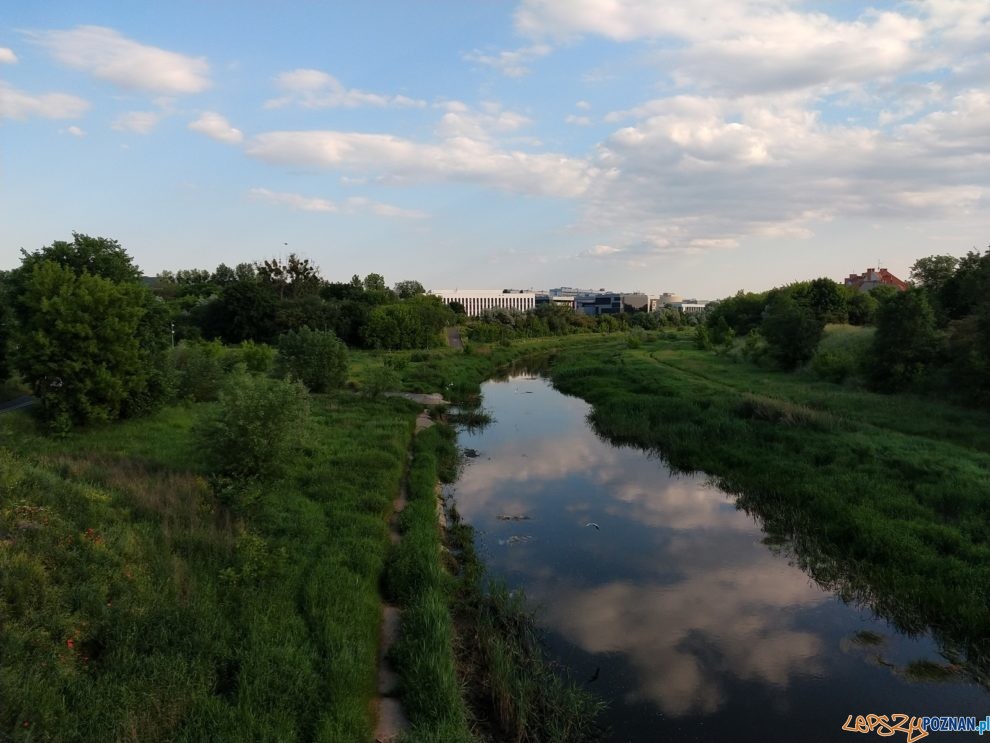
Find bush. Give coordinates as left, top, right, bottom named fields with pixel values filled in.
left=867, top=290, right=940, bottom=391
left=197, top=371, right=310, bottom=479
left=364, top=365, right=401, bottom=398
left=173, top=340, right=227, bottom=402
left=238, top=340, right=275, bottom=374
left=275, top=326, right=347, bottom=393
left=809, top=326, right=873, bottom=383
left=760, top=293, right=825, bottom=370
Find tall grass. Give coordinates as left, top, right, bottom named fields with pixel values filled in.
left=0, top=392, right=415, bottom=742
left=384, top=426, right=471, bottom=743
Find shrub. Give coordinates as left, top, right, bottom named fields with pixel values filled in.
left=173, top=340, right=227, bottom=402
left=364, top=365, right=401, bottom=398
left=197, top=371, right=310, bottom=479
left=809, top=326, right=873, bottom=383
left=275, top=326, right=347, bottom=393
left=760, top=293, right=825, bottom=370
left=238, top=340, right=275, bottom=374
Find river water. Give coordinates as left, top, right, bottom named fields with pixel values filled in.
left=447, top=375, right=987, bottom=742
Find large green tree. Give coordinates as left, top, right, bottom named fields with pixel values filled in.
left=867, top=289, right=940, bottom=391
left=13, top=262, right=150, bottom=428
left=760, top=293, right=825, bottom=370
left=275, top=327, right=348, bottom=393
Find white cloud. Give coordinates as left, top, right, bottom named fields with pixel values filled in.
left=576, top=100, right=591, bottom=110
left=63, top=125, right=85, bottom=137
left=462, top=43, right=552, bottom=78
left=0, top=81, right=89, bottom=120
left=576, top=88, right=990, bottom=260
left=112, top=110, right=161, bottom=134
left=247, top=103, right=589, bottom=198
left=188, top=111, right=243, bottom=144
left=0, top=47, right=17, bottom=64
left=249, top=187, right=427, bottom=219
left=250, top=187, right=337, bottom=212
left=565, top=114, right=592, bottom=126
left=264, top=68, right=426, bottom=109
left=247, top=130, right=594, bottom=198
left=435, top=100, right=532, bottom=140
left=517, top=2, right=927, bottom=96
left=32, top=25, right=210, bottom=94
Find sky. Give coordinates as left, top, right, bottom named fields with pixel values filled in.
left=1, top=1, right=988, bottom=298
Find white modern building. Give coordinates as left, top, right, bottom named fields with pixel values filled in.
left=430, top=289, right=537, bottom=316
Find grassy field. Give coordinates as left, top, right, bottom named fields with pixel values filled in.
left=0, top=335, right=591, bottom=743
left=7, top=325, right=981, bottom=740
left=548, top=333, right=990, bottom=673
left=1, top=392, right=418, bottom=742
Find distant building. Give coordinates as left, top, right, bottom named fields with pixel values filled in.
left=622, top=293, right=650, bottom=312
left=430, top=289, right=536, bottom=316
left=575, top=293, right=623, bottom=316
left=671, top=301, right=708, bottom=315
left=844, top=267, right=909, bottom=293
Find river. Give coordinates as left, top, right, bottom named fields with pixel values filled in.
left=447, top=374, right=987, bottom=742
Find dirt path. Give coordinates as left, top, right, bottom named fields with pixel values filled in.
left=374, top=409, right=435, bottom=742
left=446, top=326, right=464, bottom=350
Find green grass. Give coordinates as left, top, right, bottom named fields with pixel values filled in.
left=548, top=335, right=990, bottom=672
left=385, top=425, right=471, bottom=743
left=0, top=392, right=417, bottom=742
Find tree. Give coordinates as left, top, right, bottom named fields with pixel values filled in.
left=847, top=292, right=879, bottom=326
left=14, top=233, right=142, bottom=288
left=364, top=295, right=450, bottom=349
left=201, top=281, right=278, bottom=343
left=910, top=255, right=959, bottom=294
left=802, top=278, right=848, bottom=324
left=867, top=289, right=940, bottom=391
left=256, top=253, right=321, bottom=299
left=212, top=263, right=238, bottom=286
left=12, top=262, right=150, bottom=429
left=760, top=293, right=825, bottom=370
left=363, top=273, right=386, bottom=293
left=197, top=371, right=310, bottom=479
left=275, top=327, right=348, bottom=393
left=393, top=280, right=426, bottom=299
left=0, top=273, right=10, bottom=382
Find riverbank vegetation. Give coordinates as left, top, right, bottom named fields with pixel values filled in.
left=0, top=388, right=416, bottom=741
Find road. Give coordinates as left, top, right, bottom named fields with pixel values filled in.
left=0, top=395, right=36, bottom=414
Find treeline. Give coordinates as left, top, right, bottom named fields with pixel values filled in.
left=701, top=248, right=990, bottom=403
left=0, top=234, right=449, bottom=431
left=155, top=256, right=449, bottom=350
left=462, top=302, right=698, bottom=343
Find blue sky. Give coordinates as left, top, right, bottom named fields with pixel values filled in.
left=2, top=1, right=988, bottom=297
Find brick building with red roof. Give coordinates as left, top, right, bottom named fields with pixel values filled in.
left=843, top=267, right=909, bottom=293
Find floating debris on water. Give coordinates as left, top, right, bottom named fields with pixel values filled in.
left=497, top=514, right=531, bottom=521
left=499, top=535, right=533, bottom=546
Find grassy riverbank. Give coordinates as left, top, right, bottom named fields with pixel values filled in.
left=548, top=334, right=990, bottom=672
left=385, top=422, right=602, bottom=743
left=0, top=335, right=599, bottom=742
left=0, top=393, right=416, bottom=742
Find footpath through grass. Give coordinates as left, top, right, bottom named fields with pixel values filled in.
left=0, top=393, right=415, bottom=742
left=548, top=334, right=990, bottom=674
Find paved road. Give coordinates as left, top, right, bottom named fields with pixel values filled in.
left=0, top=395, right=36, bottom=414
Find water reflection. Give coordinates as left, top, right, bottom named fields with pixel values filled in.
left=450, top=376, right=987, bottom=741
